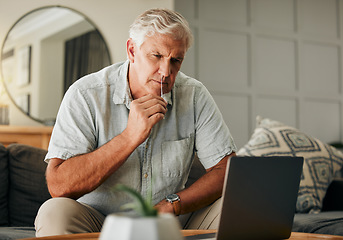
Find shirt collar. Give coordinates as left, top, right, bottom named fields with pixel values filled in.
left=111, top=60, right=132, bottom=109
left=162, top=90, right=173, bottom=106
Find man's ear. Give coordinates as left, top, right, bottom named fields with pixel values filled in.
left=127, top=38, right=135, bottom=63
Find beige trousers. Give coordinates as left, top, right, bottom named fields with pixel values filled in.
left=35, top=197, right=222, bottom=237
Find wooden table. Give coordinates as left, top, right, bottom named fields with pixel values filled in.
left=22, top=230, right=343, bottom=240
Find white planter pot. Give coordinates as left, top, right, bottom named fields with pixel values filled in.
left=100, top=213, right=184, bottom=240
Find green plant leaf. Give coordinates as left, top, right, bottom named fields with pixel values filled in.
left=114, top=184, right=158, bottom=217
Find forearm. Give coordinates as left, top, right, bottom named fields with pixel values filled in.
left=156, top=153, right=235, bottom=215
left=177, top=155, right=230, bottom=214
left=46, top=131, right=140, bottom=199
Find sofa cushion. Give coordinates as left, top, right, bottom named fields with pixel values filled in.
left=186, top=154, right=206, bottom=188
left=237, top=116, right=343, bottom=213
left=7, top=144, right=50, bottom=227
left=293, top=212, right=343, bottom=236
left=0, top=227, right=35, bottom=240
left=0, top=143, right=8, bottom=226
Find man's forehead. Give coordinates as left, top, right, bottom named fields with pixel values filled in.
left=151, top=47, right=185, bottom=58
left=143, top=35, right=187, bottom=57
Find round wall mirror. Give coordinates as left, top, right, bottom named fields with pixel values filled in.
left=1, top=6, right=112, bottom=125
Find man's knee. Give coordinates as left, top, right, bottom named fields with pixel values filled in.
left=35, top=197, right=104, bottom=237
left=184, top=198, right=222, bottom=230
left=35, top=197, right=82, bottom=237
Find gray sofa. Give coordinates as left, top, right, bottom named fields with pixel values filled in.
left=292, top=179, right=343, bottom=235
left=0, top=143, right=50, bottom=240
left=1, top=143, right=343, bottom=239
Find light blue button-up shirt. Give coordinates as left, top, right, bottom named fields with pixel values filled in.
left=46, top=60, right=236, bottom=215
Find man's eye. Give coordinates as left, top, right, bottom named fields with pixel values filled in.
left=171, top=58, right=182, bottom=64
left=154, top=54, right=162, bottom=58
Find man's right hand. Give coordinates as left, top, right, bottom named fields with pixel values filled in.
left=123, top=94, right=167, bottom=145
left=46, top=94, right=167, bottom=200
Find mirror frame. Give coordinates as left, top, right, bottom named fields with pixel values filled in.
left=1, top=5, right=112, bottom=125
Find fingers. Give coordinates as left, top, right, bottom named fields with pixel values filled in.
left=135, top=94, right=167, bottom=109
left=131, top=94, right=167, bottom=118
left=125, top=94, right=167, bottom=144
left=144, top=101, right=167, bottom=118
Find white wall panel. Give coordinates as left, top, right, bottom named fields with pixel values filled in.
left=254, top=0, right=295, bottom=31
left=302, top=43, right=340, bottom=95
left=300, top=100, right=341, bottom=143
left=180, top=27, right=197, bottom=78
left=175, top=0, right=196, bottom=20
left=199, top=0, right=249, bottom=27
left=256, top=37, right=296, bottom=91
left=199, top=30, right=249, bottom=92
left=299, top=0, right=339, bottom=37
left=212, top=94, right=250, bottom=149
left=176, top=0, right=343, bottom=146
left=256, top=96, right=297, bottom=127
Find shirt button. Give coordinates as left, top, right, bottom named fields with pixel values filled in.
left=144, top=173, right=148, bottom=178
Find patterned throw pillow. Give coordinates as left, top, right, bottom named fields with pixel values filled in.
left=237, top=116, right=343, bottom=213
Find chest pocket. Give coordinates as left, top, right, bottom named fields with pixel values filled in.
left=161, top=136, right=194, bottom=178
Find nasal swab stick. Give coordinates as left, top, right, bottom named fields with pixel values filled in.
left=161, top=75, right=164, bottom=99
left=161, top=75, right=165, bottom=119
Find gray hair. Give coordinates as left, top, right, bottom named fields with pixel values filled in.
left=129, top=8, right=193, bottom=49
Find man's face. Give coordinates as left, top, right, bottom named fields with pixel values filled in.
left=127, top=34, right=187, bottom=99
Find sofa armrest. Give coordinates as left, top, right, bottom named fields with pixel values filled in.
left=7, top=144, right=50, bottom=227
left=321, top=178, right=343, bottom=211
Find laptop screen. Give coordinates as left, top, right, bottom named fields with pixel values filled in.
left=216, top=156, right=303, bottom=240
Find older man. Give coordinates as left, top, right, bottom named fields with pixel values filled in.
left=35, top=8, right=236, bottom=236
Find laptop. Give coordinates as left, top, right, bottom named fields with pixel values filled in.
left=186, top=156, right=303, bottom=240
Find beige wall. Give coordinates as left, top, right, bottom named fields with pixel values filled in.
left=0, top=0, right=173, bottom=126
left=176, top=0, right=343, bottom=147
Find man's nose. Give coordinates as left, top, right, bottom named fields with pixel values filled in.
left=159, top=60, right=171, bottom=77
